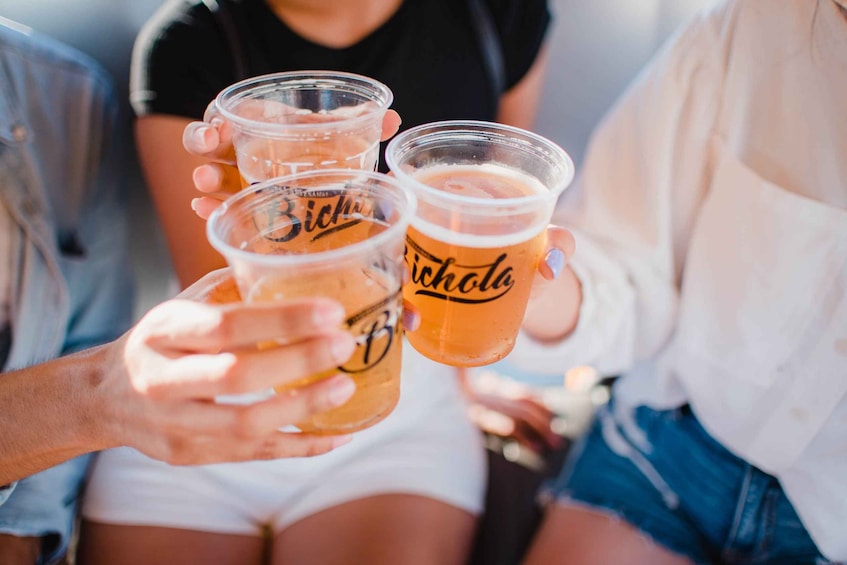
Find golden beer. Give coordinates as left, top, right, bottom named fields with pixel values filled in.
left=237, top=131, right=379, bottom=186
left=255, top=266, right=403, bottom=435
left=215, top=71, right=392, bottom=186
left=207, top=171, right=413, bottom=434
left=404, top=164, right=549, bottom=367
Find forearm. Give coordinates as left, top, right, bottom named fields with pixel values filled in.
left=136, top=115, right=226, bottom=288
left=0, top=347, right=109, bottom=485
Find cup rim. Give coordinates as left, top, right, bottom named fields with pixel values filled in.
left=384, top=120, right=575, bottom=208
left=207, top=170, right=416, bottom=267
left=215, top=70, right=394, bottom=135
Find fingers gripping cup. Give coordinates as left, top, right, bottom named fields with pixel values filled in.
left=385, top=121, right=574, bottom=367
left=207, top=170, right=416, bottom=434
left=215, top=71, right=394, bottom=185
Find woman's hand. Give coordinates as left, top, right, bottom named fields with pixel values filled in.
left=183, top=108, right=402, bottom=219
left=96, top=268, right=359, bottom=465
left=522, top=224, right=582, bottom=342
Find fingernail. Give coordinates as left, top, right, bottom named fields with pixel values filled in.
left=192, top=125, right=209, bottom=147
left=402, top=309, right=420, bottom=332
left=327, top=376, right=356, bottom=406
left=211, top=117, right=225, bottom=130
left=332, top=434, right=353, bottom=448
left=330, top=333, right=356, bottom=363
left=544, top=248, right=566, bottom=279
left=190, top=198, right=200, bottom=211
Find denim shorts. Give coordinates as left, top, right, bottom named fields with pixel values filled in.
left=0, top=454, right=91, bottom=565
left=542, top=400, right=833, bottom=564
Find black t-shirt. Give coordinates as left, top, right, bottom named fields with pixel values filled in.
left=0, top=324, right=9, bottom=369
left=132, top=0, right=551, bottom=132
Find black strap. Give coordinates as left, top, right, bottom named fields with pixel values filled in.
left=202, top=0, right=251, bottom=80
left=467, top=0, right=506, bottom=99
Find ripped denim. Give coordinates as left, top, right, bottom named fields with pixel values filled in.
left=540, top=399, right=835, bottom=564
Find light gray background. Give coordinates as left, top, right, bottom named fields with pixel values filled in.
left=2, top=0, right=713, bottom=320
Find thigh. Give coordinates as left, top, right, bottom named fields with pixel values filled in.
left=271, top=494, right=477, bottom=565
left=533, top=403, right=712, bottom=564
left=76, top=521, right=265, bottom=565
left=0, top=534, right=40, bottom=565
left=523, top=504, right=695, bottom=565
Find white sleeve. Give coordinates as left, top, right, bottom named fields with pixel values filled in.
left=511, top=1, right=736, bottom=377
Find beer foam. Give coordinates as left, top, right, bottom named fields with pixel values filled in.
left=412, top=163, right=547, bottom=199
left=410, top=163, right=549, bottom=248
left=410, top=219, right=546, bottom=248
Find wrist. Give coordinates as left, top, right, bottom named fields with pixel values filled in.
left=522, top=266, right=582, bottom=343
left=72, top=344, right=119, bottom=452
left=0, top=349, right=105, bottom=484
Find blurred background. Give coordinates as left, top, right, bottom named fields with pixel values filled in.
left=1, top=0, right=712, bottom=324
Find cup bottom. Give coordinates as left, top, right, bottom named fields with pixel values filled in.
left=407, top=333, right=516, bottom=368
left=294, top=392, right=401, bottom=435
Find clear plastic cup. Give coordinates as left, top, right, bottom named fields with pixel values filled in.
left=385, top=120, right=574, bottom=367
left=215, top=71, right=394, bottom=185
left=207, top=170, right=416, bottom=434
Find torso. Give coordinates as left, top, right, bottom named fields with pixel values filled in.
left=132, top=0, right=551, bottom=142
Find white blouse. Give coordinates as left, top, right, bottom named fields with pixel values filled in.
left=512, top=0, right=847, bottom=558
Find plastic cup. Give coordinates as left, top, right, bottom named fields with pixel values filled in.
left=215, top=71, right=394, bottom=185
left=207, top=170, right=416, bottom=434
left=385, top=120, right=574, bottom=367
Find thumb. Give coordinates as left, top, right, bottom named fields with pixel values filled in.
left=537, top=225, right=575, bottom=281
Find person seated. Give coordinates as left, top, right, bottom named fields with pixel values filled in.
left=513, top=0, right=847, bottom=563
left=0, top=19, right=358, bottom=565
left=78, top=2, right=561, bottom=564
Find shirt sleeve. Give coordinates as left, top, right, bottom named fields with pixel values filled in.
left=510, top=2, right=735, bottom=377
left=61, top=58, right=134, bottom=354
left=484, top=0, right=552, bottom=90
left=131, top=0, right=237, bottom=119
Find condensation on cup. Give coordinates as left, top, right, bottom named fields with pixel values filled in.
left=206, top=170, right=416, bottom=434
left=214, top=71, right=394, bottom=186
left=386, top=120, right=574, bottom=367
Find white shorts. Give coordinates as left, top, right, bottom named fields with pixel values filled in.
left=81, top=344, right=487, bottom=536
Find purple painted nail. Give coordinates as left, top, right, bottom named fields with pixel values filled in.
left=544, top=248, right=566, bottom=279
left=402, top=309, right=420, bottom=332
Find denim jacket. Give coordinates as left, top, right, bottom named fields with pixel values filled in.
left=0, top=18, right=134, bottom=563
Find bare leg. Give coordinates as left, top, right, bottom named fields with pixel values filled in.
left=271, top=494, right=476, bottom=565
left=76, top=521, right=265, bottom=565
left=522, top=505, right=695, bottom=565
left=0, top=534, right=41, bottom=565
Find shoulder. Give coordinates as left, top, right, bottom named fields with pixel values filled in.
left=477, top=0, right=551, bottom=89
left=0, top=19, right=115, bottom=101
left=723, top=0, right=821, bottom=59
left=133, top=0, right=220, bottom=63
left=130, top=0, right=235, bottom=117
left=658, top=0, right=817, bottom=79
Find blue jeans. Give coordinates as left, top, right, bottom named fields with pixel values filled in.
left=543, top=401, right=832, bottom=564
left=0, top=455, right=91, bottom=565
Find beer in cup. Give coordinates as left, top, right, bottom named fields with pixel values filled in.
left=385, top=120, right=574, bottom=367
left=214, top=71, right=393, bottom=185
left=207, top=170, right=416, bottom=434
